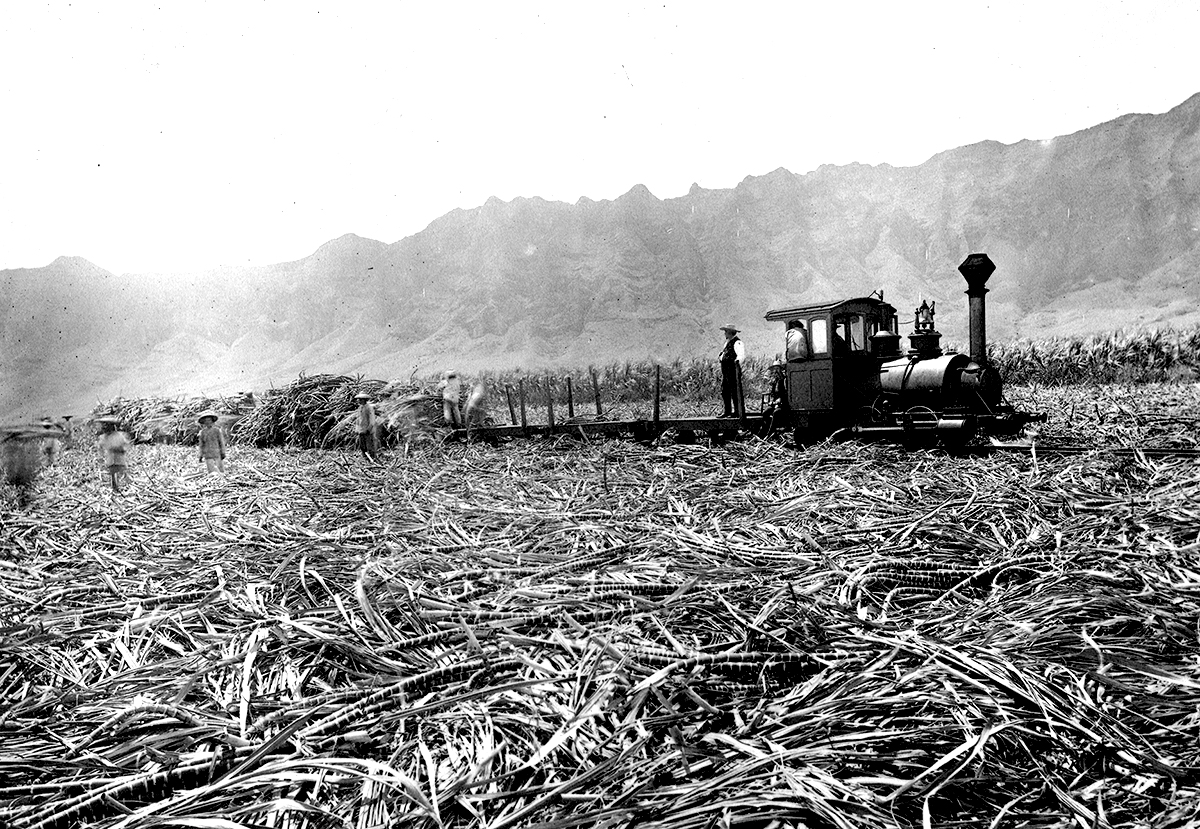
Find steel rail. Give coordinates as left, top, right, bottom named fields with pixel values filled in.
left=969, top=443, right=1200, bottom=459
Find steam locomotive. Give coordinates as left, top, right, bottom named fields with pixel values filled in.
left=763, top=254, right=1041, bottom=446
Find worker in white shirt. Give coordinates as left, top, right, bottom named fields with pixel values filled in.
left=785, top=320, right=810, bottom=361
left=439, top=370, right=464, bottom=428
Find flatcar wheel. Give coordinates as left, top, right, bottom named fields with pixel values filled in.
left=630, top=422, right=657, bottom=446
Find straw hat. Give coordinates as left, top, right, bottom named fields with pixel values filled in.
left=719, top=324, right=740, bottom=333
left=354, top=392, right=371, bottom=400
left=196, top=409, right=219, bottom=423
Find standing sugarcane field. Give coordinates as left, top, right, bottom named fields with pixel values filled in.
left=1, top=376, right=1199, bottom=829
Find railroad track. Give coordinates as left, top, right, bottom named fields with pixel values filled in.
left=978, top=443, right=1200, bottom=459
left=457, top=418, right=1200, bottom=460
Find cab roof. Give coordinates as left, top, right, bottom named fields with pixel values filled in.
left=764, top=296, right=895, bottom=321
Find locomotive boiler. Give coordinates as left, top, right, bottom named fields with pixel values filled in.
left=764, top=253, right=1041, bottom=445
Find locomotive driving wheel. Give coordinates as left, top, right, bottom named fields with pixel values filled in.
left=857, top=398, right=891, bottom=428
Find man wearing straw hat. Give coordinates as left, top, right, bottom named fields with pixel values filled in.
left=95, top=416, right=131, bottom=492
left=717, top=324, right=746, bottom=418
left=197, top=410, right=227, bottom=475
left=40, top=417, right=62, bottom=467
left=354, top=392, right=380, bottom=462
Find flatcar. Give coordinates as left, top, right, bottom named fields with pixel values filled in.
left=763, top=253, right=1042, bottom=446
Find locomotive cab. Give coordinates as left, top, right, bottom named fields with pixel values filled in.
left=764, top=297, right=898, bottom=439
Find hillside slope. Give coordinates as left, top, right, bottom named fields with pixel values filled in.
left=3, top=93, right=1199, bottom=418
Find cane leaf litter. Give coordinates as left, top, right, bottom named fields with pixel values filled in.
left=1, top=384, right=1198, bottom=828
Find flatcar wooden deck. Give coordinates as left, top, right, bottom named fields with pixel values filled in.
left=456, top=414, right=767, bottom=440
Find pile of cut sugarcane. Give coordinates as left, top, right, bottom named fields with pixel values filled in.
left=230, top=374, right=445, bottom=449
left=92, top=391, right=256, bottom=444
left=1, top=383, right=1198, bottom=828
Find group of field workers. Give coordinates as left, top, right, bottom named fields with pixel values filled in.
left=353, top=369, right=486, bottom=463
left=86, top=410, right=227, bottom=492
left=73, top=371, right=484, bottom=491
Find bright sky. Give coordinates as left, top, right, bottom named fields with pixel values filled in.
left=2, top=1, right=1197, bottom=275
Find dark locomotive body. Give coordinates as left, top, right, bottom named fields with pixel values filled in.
left=764, top=254, right=1040, bottom=445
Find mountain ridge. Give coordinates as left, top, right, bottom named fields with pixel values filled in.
left=3, top=92, right=1199, bottom=419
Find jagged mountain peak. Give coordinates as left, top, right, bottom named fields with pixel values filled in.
left=735, top=167, right=806, bottom=199
left=616, top=183, right=659, bottom=203
left=311, top=233, right=387, bottom=258
left=47, top=255, right=113, bottom=278
left=760, top=167, right=799, bottom=182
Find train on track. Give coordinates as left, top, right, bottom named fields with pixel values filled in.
left=765, top=253, right=1042, bottom=446
left=469, top=253, right=1043, bottom=448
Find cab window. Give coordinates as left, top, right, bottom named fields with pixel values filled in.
left=809, top=318, right=829, bottom=355
left=833, top=314, right=866, bottom=353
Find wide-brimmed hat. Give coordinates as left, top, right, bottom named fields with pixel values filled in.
left=719, top=324, right=740, bottom=333
left=354, top=392, right=371, bottom=400
left=93, top=415, right=121, bottom=425
left=196, top=409, right=220, bottom=423
left=770, top=358, right=784, bottom=368
left=40, top=417, right=54, bottom=426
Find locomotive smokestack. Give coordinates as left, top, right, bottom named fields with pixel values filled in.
left=959, top=253, right=995, bottom=365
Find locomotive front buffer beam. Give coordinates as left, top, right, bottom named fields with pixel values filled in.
left=849, top=407, right=1045, bottom=444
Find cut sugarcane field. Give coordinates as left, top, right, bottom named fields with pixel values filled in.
left=1, top=374, right=1199, bottom=828
left=8, top=6, right=1200, bottom=825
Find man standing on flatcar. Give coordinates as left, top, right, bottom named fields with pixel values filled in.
left=718, top=324, right=745, bottom=418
